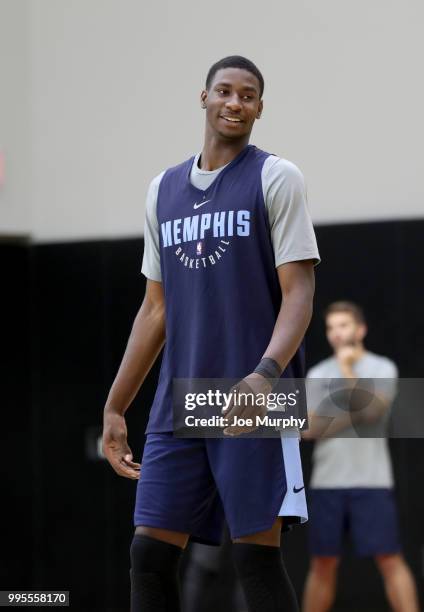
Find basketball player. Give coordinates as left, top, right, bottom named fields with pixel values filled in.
left=302, top=301, right=419, bottom=612
left=102, top=55, right=320, bottom=612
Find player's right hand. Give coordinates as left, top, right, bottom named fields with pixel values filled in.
left=102, top=411, right=141, bottom=479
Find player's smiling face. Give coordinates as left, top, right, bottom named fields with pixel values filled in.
left=201, top=67, right=263, bottom=140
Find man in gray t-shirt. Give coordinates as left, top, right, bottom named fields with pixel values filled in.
left=302, top=301, right=419, bottom=612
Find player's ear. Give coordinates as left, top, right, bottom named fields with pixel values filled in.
left=256, top=99, right=263, bottom=119
left=200, top=90, right=208, bottom=109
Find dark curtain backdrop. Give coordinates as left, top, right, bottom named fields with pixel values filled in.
left=1, top=219, right=423, bottom=611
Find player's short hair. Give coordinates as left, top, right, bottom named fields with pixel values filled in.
left=324, top=301, right=366, bottom=325
left=205, top=55, right=264, bottom=98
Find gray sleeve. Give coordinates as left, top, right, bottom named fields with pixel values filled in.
left=141, top=171, right=165, bottom=282
left=374, top=359, right=398, bottom=403
left=262, top=156, right=321, bottom=268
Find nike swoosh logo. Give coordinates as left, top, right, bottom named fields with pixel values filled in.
left=293, top=485, right=305, bottom=494
left=193, top=199, right=212, bottom=209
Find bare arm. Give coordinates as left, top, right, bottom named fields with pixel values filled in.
left=104, top=279, right=165, bottom=416
left=336, top=362, right=393, bottom=425
left=302, top=409, right=355, bottom=440
left=102, top=279, right=165, bottom=478
left=223, top=260, right=315, bottom=435
left=262, top=260, right=315, bottom=369
left=302, top=367, right=392, bottom=440
left=302, top=395, right=392, bottom=440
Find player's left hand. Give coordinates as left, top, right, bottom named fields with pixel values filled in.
left=222, top=373, right=272, bottom=436
left=102, top=411, right=141, bottom=479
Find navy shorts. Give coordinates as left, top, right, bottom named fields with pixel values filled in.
left=308, top=488, right=401, bottom=557
left=134, top=432, right=308, bottom=546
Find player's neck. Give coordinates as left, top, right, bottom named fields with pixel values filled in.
left=199, top=134, right=250, bottom=171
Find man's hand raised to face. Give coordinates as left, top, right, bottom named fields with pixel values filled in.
left=222, top=372, right=273, bottom=436
left=336, top=345, right=361, bottom=368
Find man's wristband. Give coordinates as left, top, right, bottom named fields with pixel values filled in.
left=253, top=358, right=282, bottom=381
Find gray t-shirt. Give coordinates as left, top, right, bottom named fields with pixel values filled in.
left=142, top=153, right=320, bottom=281
left=307, top=351, right=398, bottom=488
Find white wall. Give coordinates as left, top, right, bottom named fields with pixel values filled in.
left=1, top=0, right=423, bottom=241
left=0, top=0, right=31, bottom=237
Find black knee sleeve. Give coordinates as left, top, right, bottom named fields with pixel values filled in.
left=130, top=534, right=182, bottom=612
left=232, top=543, right=299, bottom=612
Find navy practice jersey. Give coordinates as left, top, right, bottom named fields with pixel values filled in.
left=144, top=144, right=320, bottom=433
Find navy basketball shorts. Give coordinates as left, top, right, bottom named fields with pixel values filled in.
left=308, top=488, right=402, bottom=557
left=134, top=432, right=308, bottom=545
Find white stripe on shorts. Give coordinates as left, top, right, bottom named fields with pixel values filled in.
left=278, top=431, right=308, bottom=524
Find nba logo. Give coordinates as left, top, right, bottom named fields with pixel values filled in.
left=196, top=241, right=203, bottom=255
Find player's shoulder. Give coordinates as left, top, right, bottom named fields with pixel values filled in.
left=162, top=155, right=194, bottom=181
left=306, top=356, right=337, bottom=378
left=260, top=152, right=306, bottom=185
left=363, top=351, right=398, bottom=376
left=148, top=169, right=167, bottom=192
left=144, top=170, right=167, bottom=217
left=148, top=154, right=194, bottom=191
